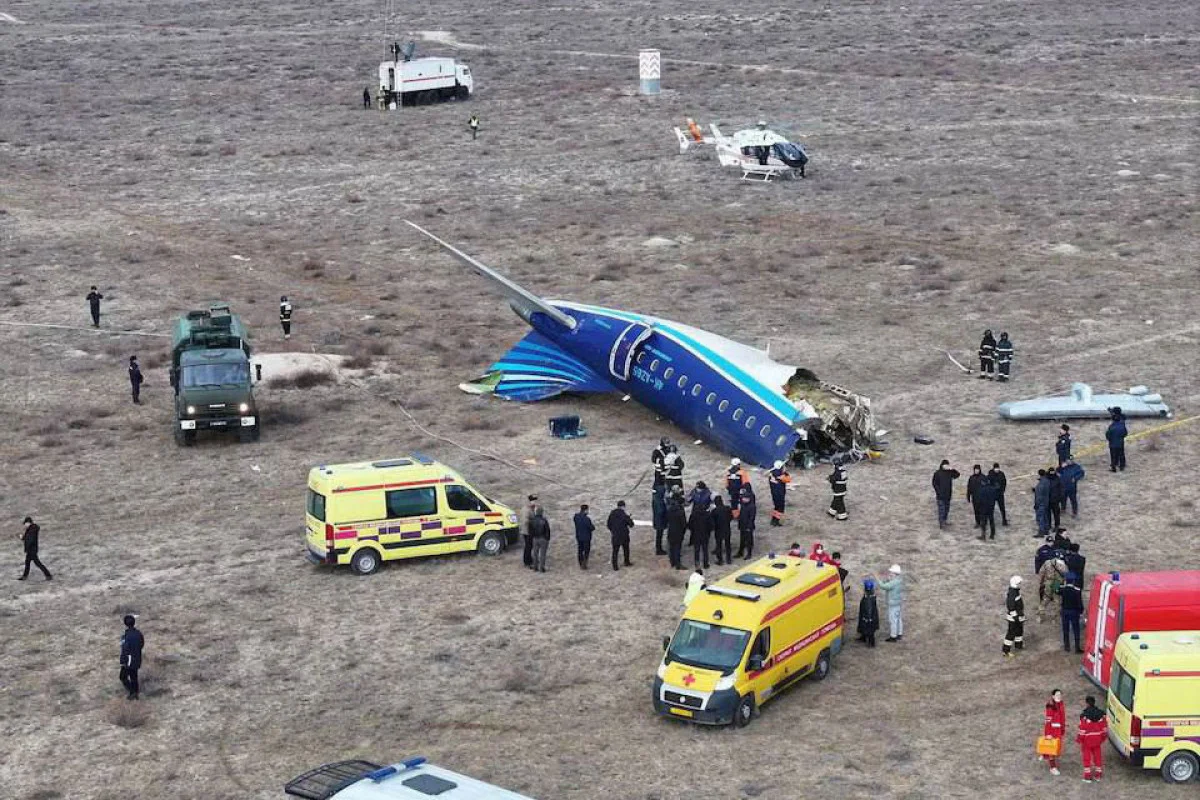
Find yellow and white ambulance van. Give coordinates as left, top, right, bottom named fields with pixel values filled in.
left=653, top=553, right=845, bottom=726
left=1108, top=630, right=1200, bottom=783
left=305, top=455, right=519, bottom=575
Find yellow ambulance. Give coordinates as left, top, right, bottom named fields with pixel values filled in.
left=305, top=455, right=519, bottom=575
left=1108, top=630, right=1200, bottom=783
left=653, top=553, right=845, bottom=726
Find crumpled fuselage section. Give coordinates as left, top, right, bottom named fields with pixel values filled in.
left=784, top=370, right=887, bottom=467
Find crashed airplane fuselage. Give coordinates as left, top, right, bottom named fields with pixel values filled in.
left=407, top=221, right=884, bottom=468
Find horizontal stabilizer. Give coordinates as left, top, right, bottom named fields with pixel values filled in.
left=461, top=331, right=614, bottom=402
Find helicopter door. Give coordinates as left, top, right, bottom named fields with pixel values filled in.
left=609, top=321, right=653, bottom=381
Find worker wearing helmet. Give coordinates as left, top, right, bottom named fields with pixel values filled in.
left=768, top=460, right=791, bottom=526
left=1003, top=575, right=1026, bottom=657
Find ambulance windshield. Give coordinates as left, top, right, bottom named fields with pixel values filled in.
left=667, top=620, right=750, bottom=673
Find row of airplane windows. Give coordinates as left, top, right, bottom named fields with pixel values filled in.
left=636, top=351, right=791, bottom=448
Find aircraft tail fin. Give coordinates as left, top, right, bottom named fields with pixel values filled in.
left=461, top=330, right=614, bottom=402
left=404, top=221, right=578, bottom=331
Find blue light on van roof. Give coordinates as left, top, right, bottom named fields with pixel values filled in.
left=400, top=757, right=427, bottom=770
left=410, top=452, right=435, bottom=465
left=367, top=766, right=398, bottom=782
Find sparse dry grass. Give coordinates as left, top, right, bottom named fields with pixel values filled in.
left=104, top=699, right=151, bottom=729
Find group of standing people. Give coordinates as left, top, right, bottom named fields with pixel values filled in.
left=977, top=329, right=1015, bottom=381
left=1039, top=690, right=1109, bottom=781
left=932, top=460, right=1010, bottom=537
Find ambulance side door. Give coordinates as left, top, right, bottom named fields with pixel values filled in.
left=442, top=483, right=491, bottom=553
left=746, top=627, right=782, bottom=705
left=382, top=486, right=441, bottom=556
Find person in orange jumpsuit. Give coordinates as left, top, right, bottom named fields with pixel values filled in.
left=1041, top=689, right=1066, bottom=775
left=1077, top=695, right=1108, bottom=782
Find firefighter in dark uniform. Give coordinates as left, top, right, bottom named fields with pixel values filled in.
left=827, top=464, right=848, bottom=521
left=768, top=460, right=791, bottom=526
left=978, top=329, right=997, bottom=379
left=652, top=438, right=670, bottom=489
left=1003, top=575, right=1026, bottom=657
left=988, top=462, right=1009, bottom=525
left=651, top=438, right=670, bottom=554
left=725, top=458, right=747, bottom=512
left=995, top=332, right=1014, bottom=382
left=279, top=296, right=293, bottom=340
left=735, top=485, right=757, bottom=560
left=664, top=446, right=684, bottom=492
left=128, top=356, right=144, bottom=404
left=468, top=114, right=480, bottom=141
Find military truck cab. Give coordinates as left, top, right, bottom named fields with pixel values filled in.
left=170, top=304, right=258, bottom=445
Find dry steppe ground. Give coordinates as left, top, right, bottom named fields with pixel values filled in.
left=1, top=1, right=1198, bottom=798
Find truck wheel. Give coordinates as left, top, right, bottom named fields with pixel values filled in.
left=350, top=548, right=380, bottom=576
left=733, top=694, right=755, bottom=728
left=810, top=649, right=831, bottom=681
left=1162, top=752, right=1199, bottom=783
left=456, top=85, right=470, bottom=101
left=477, top=531, right=504, bottom=556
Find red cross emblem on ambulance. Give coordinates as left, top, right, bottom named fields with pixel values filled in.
left=682, top=672, right=696, bottom=686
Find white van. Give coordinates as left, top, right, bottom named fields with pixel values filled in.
left=285, top=758, right=535, bottom=800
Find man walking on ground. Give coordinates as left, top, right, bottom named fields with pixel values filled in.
left=1056, top=424, right=1073, bottom=464
left=1058, top=574, right=1084, bottom=653
left=528, top=508, right=551, bottom=573
left=988, top=462, right=1009, bottom=525
left=878, top=565, right=905, bottom=642
left=975, top=473, right=999, bottom=540
left=521, top=495, right=539, bottom=569
left=606, top=500, right=634, bottom=571
left=128, top=355, right=144, bottom=404
left=86, top=286, right=104, bottom=327
left=1059, top=458, right=1085, bottom=517
left=932, top=460, right=960, bottom=529
left=468, top=114, right=480, bottom=141
left=1106, top=408, right=1128, bottom=472
left=827, top=463, right=848, bottom=521
left=119, top=615, right=144, bottom=700
left=1077, top=696, right=1108, bottom=782
left=1003, top=575, right=1026, bottom=657
left=573, top=504, right=594, bottom=570
left=17, top=516, right=52, bottom=581
left=966, top=465, right=986, bottom=529
left=1047, top=467, right=1065, bottom=532
left=711, top=496, right=732, bottom=565
left=279, top=296, right=293, bottom=340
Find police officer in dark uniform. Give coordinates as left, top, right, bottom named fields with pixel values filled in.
left=665, top=487, right=687, bottom=570
left=86, top=286, right=104, bottom=327
left=711, top=495, right=733, bottom=565
left=995, top=332, right=1014, bottom=382
left=18, top=516, right=52, bottom=581
left=966, top=465, right=986, bottom=528
left=128, top=355, right=144, bottom=404
left=988, top=462, right=1009, bottom=525
left=573, top=504, right=594, bottom=570
left=978, top=329, right=997, bottom=379
left=119, top=615, right=144, bottom=699
left=607, top=500, right=634, bottom=571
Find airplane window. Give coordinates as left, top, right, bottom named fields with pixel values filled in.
left=760, top=425, right=771, bottom=438
left=706, top=393, right=717, bottom=405
left=718, top=400, right=729, bottom=413
left=692, top=384, right=703, bottom=397
left=650, top=359, right=660, bottom=372
left=678, top=375, right=688, bottom=389
left=775, top=434, right=788, bottom=447
left=745, top=415, right=756, bottom=429
left=732, top=408, right=744, bottom=422
left=663, top=367, right=675, bottom=380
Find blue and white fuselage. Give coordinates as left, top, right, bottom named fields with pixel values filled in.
left=488, top=301, right=808, bottom=467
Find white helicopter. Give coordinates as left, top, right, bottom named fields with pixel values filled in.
left=675, top=119, right=809, bottom=182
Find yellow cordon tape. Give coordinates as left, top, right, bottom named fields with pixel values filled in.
left=1009, top=413, right=1200, bottom=483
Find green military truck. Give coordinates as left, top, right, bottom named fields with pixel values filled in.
left=170, top=303, right=259, bottom=445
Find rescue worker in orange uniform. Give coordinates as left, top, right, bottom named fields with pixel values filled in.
left=1041, top=689, right=1066, bottom=775
left=767, top=460, right=791, bottom=526
left=725, top=458, right=749, bottom=516
left=1077, top=695, right=1107, bottom=782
